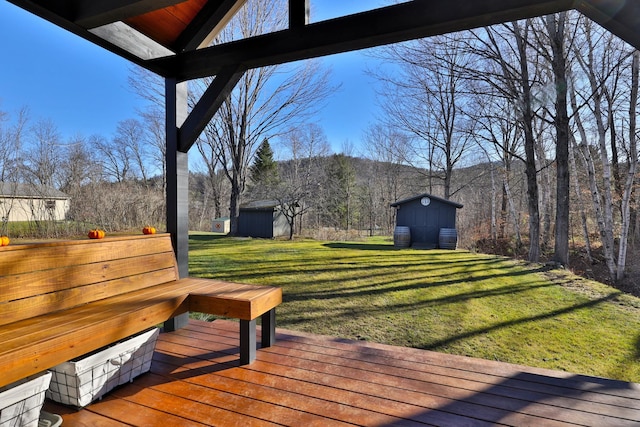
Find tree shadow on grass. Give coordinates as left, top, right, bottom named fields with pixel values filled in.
left=190, top=252, right=521, bottom=288
left=281, top=263, right=550, bottom=303
left=189, top=233, right=228, bottom=242
left=323, top=242, right=395, bottom=251
left=421, top=292, right=620, bottom=352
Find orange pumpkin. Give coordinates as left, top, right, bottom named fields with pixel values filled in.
left=142, top=226, right=156, bottom=235
left=88, top=229, right=105, bottom=239
left=0, top=236, right=9, bottom=246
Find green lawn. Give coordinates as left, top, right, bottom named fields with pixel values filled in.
left=188, top=232, right=640, bottom=383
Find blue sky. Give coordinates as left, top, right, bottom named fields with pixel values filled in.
left=0, top=1, right=388, bottom=153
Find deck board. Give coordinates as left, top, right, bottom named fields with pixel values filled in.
left=44, top=319, right=640, bottom=426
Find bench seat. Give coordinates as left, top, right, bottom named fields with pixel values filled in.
left=188, top=280, right=282, bottom=363
left=0, top=234, right=282, bottom=389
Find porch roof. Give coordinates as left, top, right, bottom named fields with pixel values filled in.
left=8, top=1, right=640, bottom=81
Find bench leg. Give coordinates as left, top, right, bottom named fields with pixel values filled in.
left=164, top=312, right=189, bottom=332
left=261, top=308, right=276, bottom=348
left=240, top=319, right=256, bottom=365
left=239, top=310, right=276, bottom=364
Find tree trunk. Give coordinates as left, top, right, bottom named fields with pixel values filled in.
left=569, top=133, right=593, bottom=263
left=503, top=172, right=522, bottom=247
left=513, top=20, right=541, bottom=262
left=536, top=140, right=553, bottom=251
left=228, top=167, right=242, bottom=236
left=616, top=51, right=639, bottom=281
left=547, top=13, right=571, bottom=266
left=573, top=19, right=617, bottom=281
left=499, top=175, right=508, bottom=239
left=490, top=165, right=497, bottom=241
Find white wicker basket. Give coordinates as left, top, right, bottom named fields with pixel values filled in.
left=0, top=371, right=52, bottom=427
left=46, top=328, right=159, bottom=408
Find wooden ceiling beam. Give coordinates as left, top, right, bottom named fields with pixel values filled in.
left=178, top=65, right=246, bottom=152
left=74, top=0, right=187, bottom=29
left=150, top=0, right=576, bottom=82
left=289, top=0, right=310, bottom=29
left=577, top=0, right=640, bottom=49
left=174, top=0, right=247, bottom=52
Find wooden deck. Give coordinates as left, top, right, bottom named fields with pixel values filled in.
left=44, top=319, right=640, bottom=426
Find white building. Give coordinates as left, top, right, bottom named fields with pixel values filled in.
left=0, top=182, right=70, bottom=222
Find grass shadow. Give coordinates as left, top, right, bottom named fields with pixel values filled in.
left=323, top=242, right=395, bottom=251
left=188, top=233, right=228, bottom=242
left=422, top=292, right=620, bottom=351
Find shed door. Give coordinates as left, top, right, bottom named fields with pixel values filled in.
left=411, top=205, right=440, bottom=246
left=239, top=211, right=274, bottom=238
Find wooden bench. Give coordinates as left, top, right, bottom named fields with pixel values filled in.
left=0, top=233, right=282, bottom=389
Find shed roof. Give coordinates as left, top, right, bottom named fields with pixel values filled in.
left=391, top=193, right=463, bottom=209
left=0, top=182, right=69, bottom=199
left=240, top=200, right=281, bottom=210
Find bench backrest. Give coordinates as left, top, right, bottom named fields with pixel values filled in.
left=0, top=233, right=179, bottom=327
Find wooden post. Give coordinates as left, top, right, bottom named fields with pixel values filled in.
left=165, top=77, right=190, bottom=331
left=289, top=0, right=309, bottom=29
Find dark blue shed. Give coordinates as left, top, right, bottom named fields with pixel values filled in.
left=238, top=200, right=291, bottom=238
left=390, top=193, right=463, bottom=249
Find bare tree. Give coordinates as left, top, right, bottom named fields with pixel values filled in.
left=571, top=17, right=634, bottom=281
left=0, top=107, right=27, bottom=183
left=467, top=89, right=524, bottom=245
left=194, top=140, right=228, bottom=221
left=128, top=66, right=167, bottom=187
left=616, top=50, right=639, bottom=281
left=23, top=118, right=62, bottom=188
left=513, top=20, right=543, bottom=262
left=274, top=123, right=331, bottom=239
left=195, top=0, right=335, bottom=235
left=59, top=135, right=98, bottom=222
left=467, top=21, right=542, bottom=261
left=535, top=12, right=572, bottom=266
left=139, top=108, right=166, bottom=182
left=114, top=118, right=150, bottom=183
left=568, top=128, right=593, bottom=264
left=374, top=34, right=476, bottom=200
left=363, top=124, right=411, bottom=234
left=91, top=133, right=131, bottom=182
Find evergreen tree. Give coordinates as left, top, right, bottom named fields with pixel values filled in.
left=325, top=154, right=357, bottom=230
left=249, top=139, right=279, bottom=198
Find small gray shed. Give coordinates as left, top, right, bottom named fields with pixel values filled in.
left=390, top=193, right=463, bottom=249
left=238, top=200, right=291, bottom=239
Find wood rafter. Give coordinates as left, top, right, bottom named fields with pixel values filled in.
left=175, top=0, right=247, bottom=52
left=9, top=0, right=640, bottom=78
left=179, top=65, right=246, bottom=152
left=74, top=0, right=187, bottom=29
left=576, top=0, right=640, bottom=50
